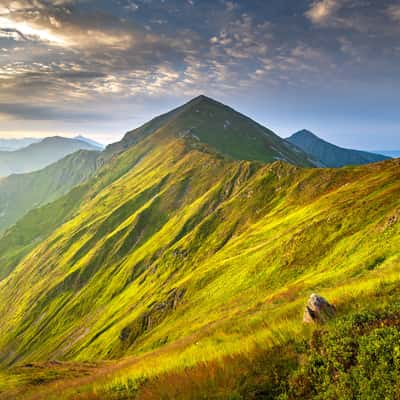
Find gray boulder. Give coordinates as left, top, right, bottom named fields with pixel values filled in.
left=303, top=293, right=335, bottom=324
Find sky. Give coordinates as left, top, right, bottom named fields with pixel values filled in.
left=0, top=0, right=399, bottom=150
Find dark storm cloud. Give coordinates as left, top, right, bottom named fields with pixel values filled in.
left=0, top=0, right=399, bottom=147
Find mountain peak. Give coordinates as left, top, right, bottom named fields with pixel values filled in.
left=189, top=94, right=214, bottom=103
left=39, top=136, right=70, bottom=143
left=287, top=130, right=390, bottom=168
left=191, top=94, right=208, bottom=101
left=291, top=130, right=320, bottom=140
left=104, top=96, right=314, bottom=167
left=183, top=94, right=223, bottom=110
left=74, top=135, right=105, bottom=149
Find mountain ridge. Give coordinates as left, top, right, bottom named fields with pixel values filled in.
left=0, top=149, right=100, bottom=237
left=0, top=137, right=41, bottom=152
left=103, top=95, right=315, bottom=167
left=0, top=120, right=398, bottom=364
left=0, top=96, right=398, bottom=399
left=0, top=136, right=100, bottom=177
left=74, top=135, right=105, bottom=150
left=287, top=129, right=390, bottom=167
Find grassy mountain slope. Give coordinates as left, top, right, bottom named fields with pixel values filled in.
left=0, top=150, right=99, bottom=236
left=103, top=95, right=315, bottom=166
left=287, top=129, right=390, bottom=167
left=0, top=98, right=398, bottom=399
left=0, top=129, right=398, bottom=398
left=0, top=136, right=100, bottom=177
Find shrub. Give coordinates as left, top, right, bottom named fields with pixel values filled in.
left=287, top=305, right=400, bottom=399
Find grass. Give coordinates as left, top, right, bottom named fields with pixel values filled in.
left=3, top=274, right=399, bottom=399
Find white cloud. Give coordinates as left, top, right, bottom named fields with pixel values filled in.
left=49, top=16, right=61, bottom=28
left=387, top=5, right=400, bottom=22
left=0, top=14, right=139, bottom=49
left=306, top=0, right=342, bottom=24
left=124, top=1, right=139, bottom=12
left=210, top=15, right=270, bottom=60
left=0, top=15, right=68, bottom=45
left=224, top=1, right=239, bottom=12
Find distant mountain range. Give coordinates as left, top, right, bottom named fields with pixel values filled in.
left=0, top=135, right=103, bottom=152
left=286, top=130, right=390, bottom=168
left=0, top=150, right=99, bottom=236
left=0, top=136, right=101, bottom=177
left=74, top=135, right=105, bottom=150
left=371, top=150, right=400, bottom=158
left=0, top=137, right=41, bottom=151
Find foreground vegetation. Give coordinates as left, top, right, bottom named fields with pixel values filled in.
left=100, top=282, right=400, bottom=400
left=1, top=282, right=399, bottom=399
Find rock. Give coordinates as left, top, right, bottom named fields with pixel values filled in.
left=119, top=287, right=186, bottom=345
left=303, top=293, right=335, bottom=324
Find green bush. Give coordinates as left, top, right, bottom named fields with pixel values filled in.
left=286, top=306, right=400, bottom=399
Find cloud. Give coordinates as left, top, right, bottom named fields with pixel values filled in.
left=306, top=0, right=342, bottom=24
left=0, top=102, right=109, bottom=121
left=0, top=0, right=400, bottom=133
left=0, top=15, right=68, bottom=45
left=387, top=5, right=400, bottom=22
left=124, top=1, right=139, bottom=12
left=224, top=1, right=239, bottom=12
left=0, top=14, right=136, bottom=49
left=0, top=0, right=154, bottom=50
left=209, top=14, right=270, bottom=60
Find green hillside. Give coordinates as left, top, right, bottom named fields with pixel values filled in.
left=0, top=150, right=99, bottom=236
left=0, top=97, right=398, bottom=399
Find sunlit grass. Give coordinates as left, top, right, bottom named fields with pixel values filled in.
left=0, top=126, right=398, bottom=399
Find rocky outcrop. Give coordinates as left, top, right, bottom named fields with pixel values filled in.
left=303, top=293, right=335, bottom=324
left=119, top=287, right=186, bottom=346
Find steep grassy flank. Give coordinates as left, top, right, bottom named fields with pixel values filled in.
left=0, top=134, right=161, bottom=281
left=0, top=147, right=398, bottom=399
left=0, top=125, right=398, bottom=370
left=0, top=98, right=398, bottom=399
left=103, top=95, right=315, bottom=166
left=0, top=183, right=95, bottom=281
left=0, top=150, right=99, bottom=234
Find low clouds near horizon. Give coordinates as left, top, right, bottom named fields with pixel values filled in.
left=0, top=0, right=399, bottom=148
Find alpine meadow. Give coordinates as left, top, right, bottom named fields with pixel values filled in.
left=0, top=1, right=399, bottom=400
